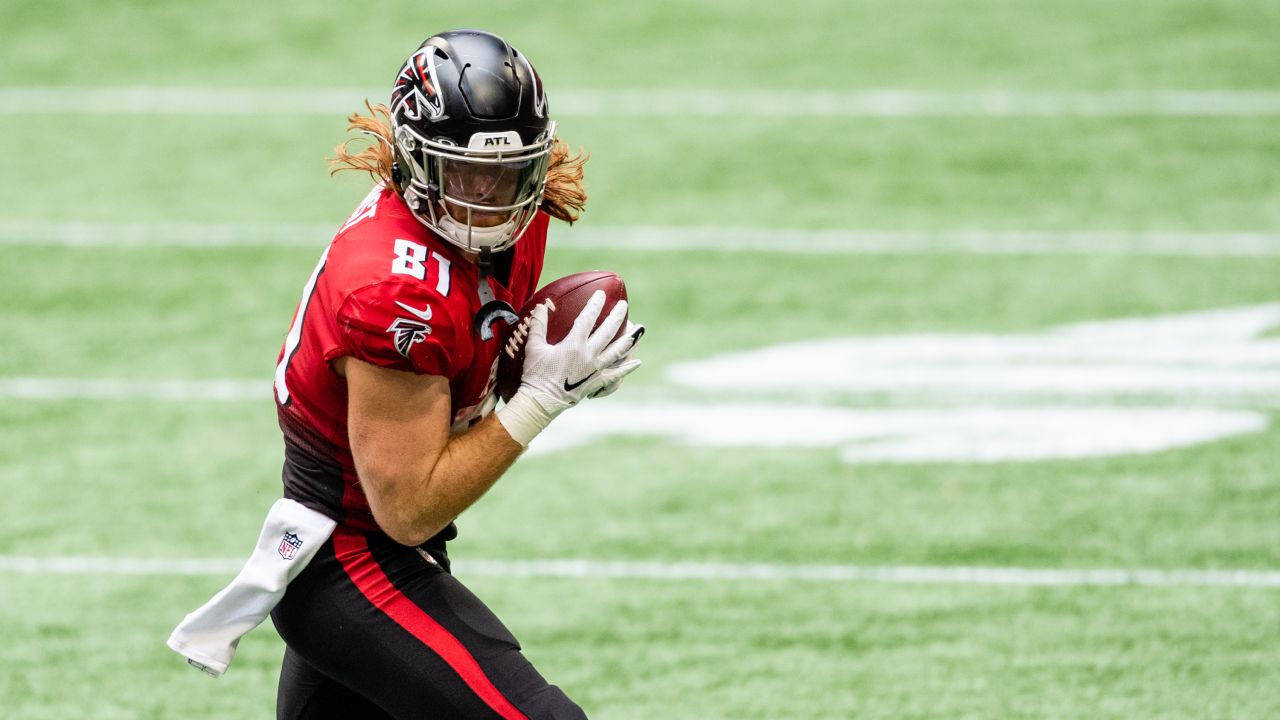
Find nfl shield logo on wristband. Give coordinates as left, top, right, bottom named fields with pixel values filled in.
left=278, top=532, right=303, bottom=561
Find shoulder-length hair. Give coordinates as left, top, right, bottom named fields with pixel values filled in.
left=329, top=102, right=588, bottom=224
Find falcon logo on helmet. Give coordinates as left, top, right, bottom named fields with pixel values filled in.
left=392, top=47, right=445, bottom=122
left=389, top=29, right=556, bottom=254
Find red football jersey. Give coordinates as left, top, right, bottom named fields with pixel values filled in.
left=272, top=185, right=548, bottom=534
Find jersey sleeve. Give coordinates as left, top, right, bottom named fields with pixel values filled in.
left=336, top=281, right=461, bottom=378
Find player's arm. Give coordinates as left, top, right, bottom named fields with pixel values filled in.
left=342, top=289, right=642, bottom=546
left=340, top=357, right=523, bottom=546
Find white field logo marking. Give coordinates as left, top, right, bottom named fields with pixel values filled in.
left=533, top=304, right=1280, bottom=463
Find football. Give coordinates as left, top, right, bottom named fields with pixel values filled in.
left=496, top=271, right=629, bottom=402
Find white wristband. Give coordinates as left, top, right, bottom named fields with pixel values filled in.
left=496, top=390, right=560, bottom=447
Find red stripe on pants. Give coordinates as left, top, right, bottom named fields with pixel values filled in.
left=333, top=529, right=530, bottom=720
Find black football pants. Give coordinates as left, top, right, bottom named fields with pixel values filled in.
left=270, top=528, right=587, bottom=719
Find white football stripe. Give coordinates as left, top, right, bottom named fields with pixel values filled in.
left=559, top=227, right=1280, bottom=257
left=0, top=220, right=331, bottom=247
left=4, top=221, right=1280, bottom=257
left=4, top=305, right=1276, bottom=463
left=532, top=403, right=1268, bottom=463
left=4, top=375, right=1275, bottom=408
left=558, top=90, right=1280, bottom=118
left=0, top=377, right=267, bottom=401
left=3, top=379, right=1267, bottom=462
left=2, top=554, right=1278, bottom=587
left=667, top=304, right=1280, bottom=400
left=5, top=88, right=1280, bottom=117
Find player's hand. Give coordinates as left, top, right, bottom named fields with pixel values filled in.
left=589, top=321, right=644, bottom=399
left=522, top=291, right=641, bottom=410
left=496, top=291, right=644, bottom=446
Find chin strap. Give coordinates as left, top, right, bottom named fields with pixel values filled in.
left=472, top=248, right=519, bottom=341
left=439, top=212, right=517, bottom=253
left=476, top=248, right=497, bottom=301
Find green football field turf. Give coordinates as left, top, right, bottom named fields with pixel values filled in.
left=3, top=1, right=1279, bottom=718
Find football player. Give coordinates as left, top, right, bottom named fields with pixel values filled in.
left=268, top=29, right=642, bottom=719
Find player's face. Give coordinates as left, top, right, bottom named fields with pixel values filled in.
left=441, top=159, right=528, bottom=227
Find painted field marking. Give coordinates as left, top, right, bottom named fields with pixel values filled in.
left=4, top=304, right=1278, bottom=463
left=0, top=221, right=331, bottom=247
left=0, top=378, right=267, bottom=401
left=1, top=376, right=1270, bottom=462
left=557, top=227, right=1280, bottom=257
left=667, top=303, right=1280, bottom=399
left=2, top=373, right=1268, bottom=462
left=4, top=221, right=1280, bottom=257
left=544, top=303, right=1277, bottom=463
left=534, top=404, right=1269, bottom=463
left=5, top=88, right=1280, bottom=117
left=1, top=555, right=1278, bottom=588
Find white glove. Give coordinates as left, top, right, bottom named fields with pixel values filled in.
left=497, top=290, right=644, bottom=446
left=590, top=321, right=644, bottom=399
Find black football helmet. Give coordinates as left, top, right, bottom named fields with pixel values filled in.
left=390, top=29, right=554, bottom=253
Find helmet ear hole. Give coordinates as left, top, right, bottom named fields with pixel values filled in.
left=391, top=162, right=403, bottom=186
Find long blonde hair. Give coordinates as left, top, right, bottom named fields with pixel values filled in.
left=329, top=102, right=588, bottom=224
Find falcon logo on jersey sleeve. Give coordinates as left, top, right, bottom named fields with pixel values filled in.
left=387, top=301, right=433, bottom=358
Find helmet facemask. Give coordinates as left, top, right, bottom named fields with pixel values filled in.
left=395, top=122, right=556, bottom=254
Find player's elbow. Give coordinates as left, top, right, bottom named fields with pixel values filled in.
left=362, top=471, right=452, bottom=547
left=379, top=519, right=435, bottom=547
left=369, top=493, right=444, bottom=547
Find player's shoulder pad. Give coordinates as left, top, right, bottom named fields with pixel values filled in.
left=337, top=279, right=464, bottom=379
left=333, top=184, right=396, bottom=240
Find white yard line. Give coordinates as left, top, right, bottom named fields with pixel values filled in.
left=4, top=221, right=1280, bottom=256
left=556, top=227, right=1280, bottom=257
left=4, top=88, right=1280, bottom=117
left=1, top=554, right=1277, bottom=587
left=0, top=378, right=268, bottom=401
left=0, top=221, right=331, bottom=247
left=4, top=377, right=1278, bottom=410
